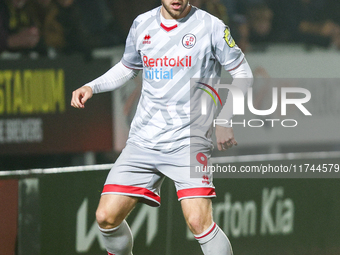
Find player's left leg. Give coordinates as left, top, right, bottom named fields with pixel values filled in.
left=156, top=144, right=232, bottom=254
left=181, top=197, right=233, bottom=255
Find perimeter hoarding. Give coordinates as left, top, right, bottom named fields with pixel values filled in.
left=0, top=55, right=113, bottom=155
left=0, top=179, right=18, bottom=255
left=19, top=157, right=338, bottom=255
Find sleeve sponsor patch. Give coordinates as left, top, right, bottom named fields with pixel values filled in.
left=224, top=26, right=236, bottom=48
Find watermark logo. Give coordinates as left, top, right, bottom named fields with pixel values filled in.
left=199, top=83, right=312, bottom=127
left=197, top=82, right=222, bottom=112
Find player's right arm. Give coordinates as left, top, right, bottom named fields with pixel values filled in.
left=71, top=61, right=139, bottom=109
left=71, top=85, right=93, bottom=109
left=71, top=13, right=142, bottom=109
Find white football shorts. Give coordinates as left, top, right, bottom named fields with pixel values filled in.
left=102, top=142, right=216, bottom=207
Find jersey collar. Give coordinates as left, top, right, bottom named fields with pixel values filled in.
left=157, top=6, right=196, bottom=32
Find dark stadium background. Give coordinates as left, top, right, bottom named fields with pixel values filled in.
left=1, top=0, right=340, bottom=254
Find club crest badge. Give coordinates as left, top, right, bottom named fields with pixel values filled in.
left=182, top=33, right=196, bottom=49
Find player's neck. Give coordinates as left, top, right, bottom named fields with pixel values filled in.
left=160, top=4, right=191, bottom=20
left=160, top=12, right=180, bottom=26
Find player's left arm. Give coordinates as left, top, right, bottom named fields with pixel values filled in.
left=215, top=59, right=253, bottom=150
left=211, top=19, right=254, bottom=150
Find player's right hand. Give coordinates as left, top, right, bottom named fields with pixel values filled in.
left=71, top=86, right=93, bottom=109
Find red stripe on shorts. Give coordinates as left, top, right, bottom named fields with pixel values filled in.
left=177, top=187, right=216, bottom=200
left=102, top=184, right=161, bottom=204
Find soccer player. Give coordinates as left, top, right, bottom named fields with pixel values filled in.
left=71, top=0, right=253, bottom=254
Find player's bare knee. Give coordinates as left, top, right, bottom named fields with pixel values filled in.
left=186, top=214, right=207, bottom=235
left=96, top=208, right=121, bottom=229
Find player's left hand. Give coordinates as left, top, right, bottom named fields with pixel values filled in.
left=215, top=125, right=238, bottom=151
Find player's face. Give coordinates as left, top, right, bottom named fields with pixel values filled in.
left=161, top=0, right=191, bottom=19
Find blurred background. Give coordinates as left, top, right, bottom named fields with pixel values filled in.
left=1, top=0, right=340, bottom=255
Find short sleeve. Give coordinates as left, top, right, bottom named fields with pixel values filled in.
left=212, top=18, right=244, bottom=72
left=121, top=19, right=143, bottom=70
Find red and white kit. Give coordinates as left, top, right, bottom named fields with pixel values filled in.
left=86, top=6, right=247, bottom=206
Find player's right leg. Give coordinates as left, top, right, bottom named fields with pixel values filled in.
left=96, top=194, right=138, bottom=255
left=96, top=194, right=138, bottom=229
left=95, top=143, right=164, bottom=255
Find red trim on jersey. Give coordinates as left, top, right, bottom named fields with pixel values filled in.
left=102, top=184, right=161, bottom=204
left=177, top=187, right=216, bottom=199
left=121, top=62, right=135, bottom=70
left=227, top=57, right=245, bottom=72
left=161, top=23, right=178, bottom=32
left=108, top=252, right=114, bottom=255
left=195, top=223, right=217, bottom=240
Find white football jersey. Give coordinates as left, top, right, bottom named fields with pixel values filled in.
left=121, top=6, right=244, bottom=151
